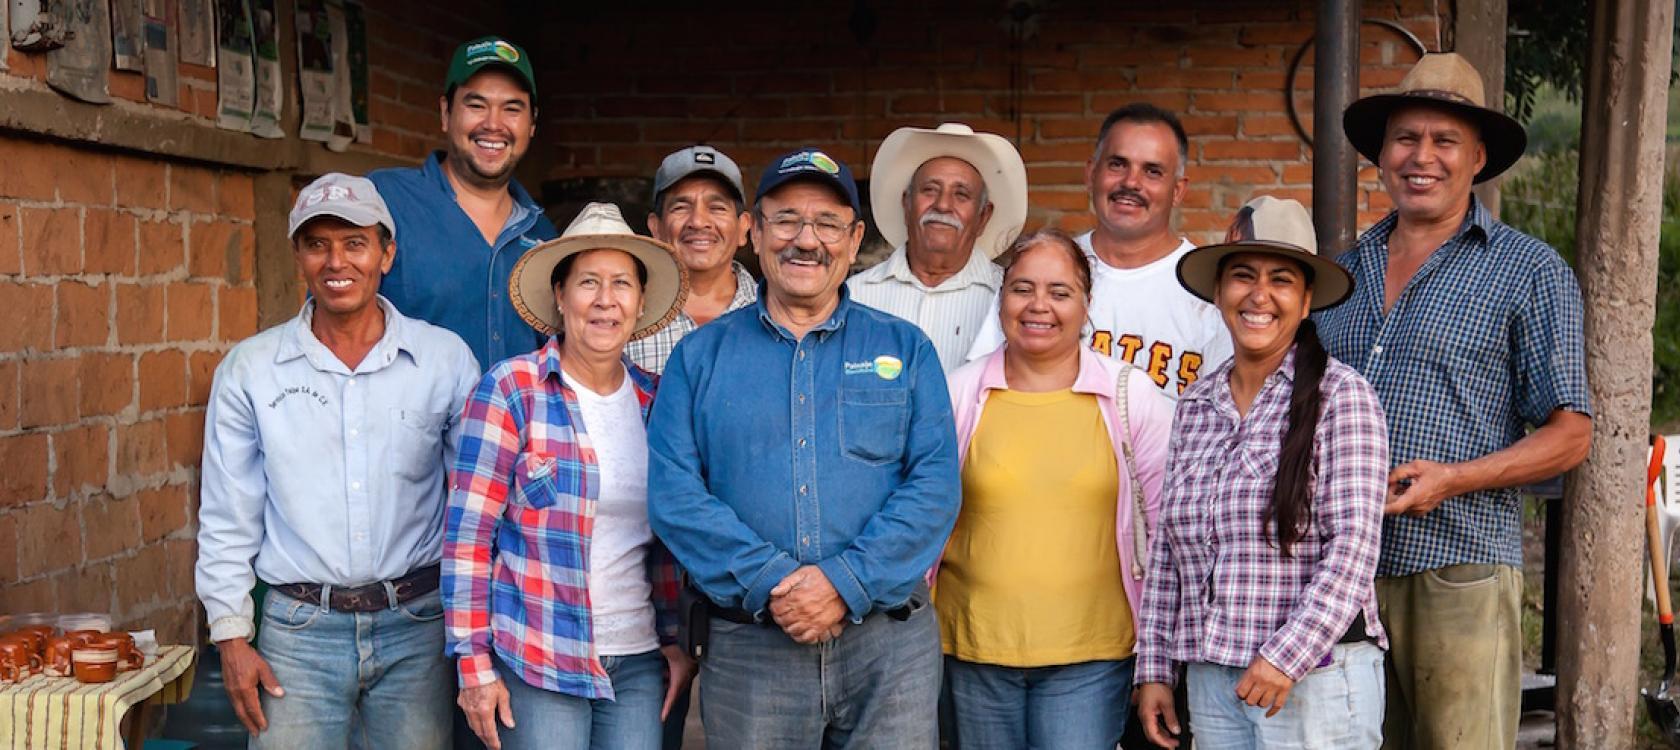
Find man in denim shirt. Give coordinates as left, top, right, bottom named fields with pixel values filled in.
left=369, top=36, right=558, bottom=367
left=649, top=148, right=961, bottom=748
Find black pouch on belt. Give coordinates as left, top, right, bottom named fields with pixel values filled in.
left=678, top=575, right=712, bottom=662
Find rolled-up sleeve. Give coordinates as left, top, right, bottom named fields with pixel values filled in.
left=1513, top=256, right=1592, bottom=424
left=443, top=371, right=521, bottom=688
left=817, top=337, right=961, bottom=622
left=195, top=355, right=266, bottom=644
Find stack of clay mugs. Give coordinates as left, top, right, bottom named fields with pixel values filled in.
left=0, top=621, right=144, bottom=685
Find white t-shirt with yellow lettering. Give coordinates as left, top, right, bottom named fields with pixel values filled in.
left=963, top=233, right=1231, bottom=399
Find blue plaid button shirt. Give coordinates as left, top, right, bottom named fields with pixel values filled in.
left=1315, top=197, right=1592, bottom=577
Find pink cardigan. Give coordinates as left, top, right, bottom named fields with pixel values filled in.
left=943, top=345, right=1174, bottom=625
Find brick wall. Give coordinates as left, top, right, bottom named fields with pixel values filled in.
left=0, top=135, right=257, bottom=643
left=528, top=0, right=1442, bottom=244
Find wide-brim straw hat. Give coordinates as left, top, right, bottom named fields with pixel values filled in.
left=509, top=202, right=688, bottom=340
left=1177, top=196, right=1354, bottom=312
left=869, top=123, right=1028, bottom=259
left=1341, top=52, right=1527, bottom=184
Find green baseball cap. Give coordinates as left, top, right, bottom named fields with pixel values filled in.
left=445, top=36, right=536, bottom=101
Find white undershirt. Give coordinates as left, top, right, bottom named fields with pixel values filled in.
left=568, top=370, right=659, bottom=656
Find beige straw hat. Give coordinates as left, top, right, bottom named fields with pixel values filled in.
left=508, top=202, right=688, bottom=340
left=869, top=123, right=1028, bottom=259
left=1341, top=52, right=1528, bottom=183
left=1176, top=196, right=1354, bottom=311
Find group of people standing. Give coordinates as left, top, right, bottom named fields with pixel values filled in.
left=192, top=33, right=1592, bottom=750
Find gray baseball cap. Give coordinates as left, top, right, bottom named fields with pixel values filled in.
left=652, top=146, right=745, bottom=206
left=287, top=173, right=396, bottom=240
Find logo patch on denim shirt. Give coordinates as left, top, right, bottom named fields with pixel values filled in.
left=845, top=356, right=903, bottom=380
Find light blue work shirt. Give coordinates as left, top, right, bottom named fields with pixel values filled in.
left=648, top=287, right=961, bottom=622
left=195, top=296, right=481, bottom=642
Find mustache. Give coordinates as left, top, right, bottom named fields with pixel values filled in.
left=1107, top=187, right=1147, bottom=206
left=919, top=210, right=964, bottom=231
left=776, top=246, right=832, bottom=267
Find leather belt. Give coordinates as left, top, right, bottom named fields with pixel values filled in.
left=710, top=601, right=916, bottom=627
left=273, top=564, right=441, bottom=613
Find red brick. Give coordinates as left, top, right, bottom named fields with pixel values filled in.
left=219, top=286, right=259, bottom=342
left=1180, top=115, right=1240, bottom=137
left=1090, top=91, right=1191, bottom=114
left=1134, top=67, right=1236, bottom=90
left=115, top=418, right=169, bottom=478
left=1019, top=141, right=1100, bottom=164
left=1187, top=165, right=1281, bottom=185
left=139, top=349, right=189, bottom=412
left=114, top=155, right=169, bottom=210
left=0, top=137, right=59, bottom=201
left=115, top=543, right=170, bottom=611
left=1368, top=190, right=1395, bottom=213
left=1200, top=139, right=1302, bottom=162
left=187, top=352, right=222, bottom=407
left=0, top=204, right=19, bottom=275
left=116, top=283, right=167, bottom=345
left=110, top=70, right=147, bottom=102
left=0, top=512, right=16, bottom=584
left=164, top=410, right=205, bottom=469
left=84, top=208, right=138, bottom=276
left=53, top=423, right=109, bottom=496
left=1076, top=46, right=1161, bottom=68
left=1036, top=118, right=1099, bottom=141
left=0, top=434, right=49, bottom=508
left=167, top=165, right=216, bottom=214
left=1192, top=91, right=1286, bottom=113
left=53, top=281, right=109, bottom=349
left=0, top=282, right=53, bottom=352
left=1027, top=165, right=1090, bottom=187
left=738, top=120, right=840, bottom=144
left=1359, top=66, right=1410, bottom=89
left=78, top=352, right=134, bottom=417
left=890, top=93, right=986, bottom=115
left=1244, top=114, right=1306, bottom=137
left=21, top=206, right=81, bottom=276
left=20, top=356, right=78, bottom=428
left=1237, top=23, right=1311, bottom=46
left=1030, top=70, right=1134, bottom=93
left=15, top=501, right=81, bottom=578
left=138, top=219, right=186, bottom=275
left=216, top=173, right=257, bottom=221
left=1281, top=163, right=1315, bottom=184
left=82, top=493, right=141, bottom=561
left=1034, top=190, right=1092, bottom=211
left=137, top=484, right=192, bottom=544
left=992, top=94, right=1083, bottom=117
left=0, top=576, right=59, bottom=613
left=1179, top=186, right=1214, bottom=209
left=56, top=148, right=114, bottom=206
left=165, top=283, right=216, bottom=342
left=0, top=360, right=16, bottom=431
left=61, top=562, right=114, bottom=612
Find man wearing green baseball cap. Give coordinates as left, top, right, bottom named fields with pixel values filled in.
left=369, top=35, right=557, bottom=371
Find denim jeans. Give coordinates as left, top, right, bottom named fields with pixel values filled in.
left=253, top=587, right=452, bottom=750
left=946, top=656, right=1133, bottom=750
left=494, top=650, right=665, bottom=750
left=700, top=600, right=941, bottom=749
left=1186, top=641, right=1385, bottom=750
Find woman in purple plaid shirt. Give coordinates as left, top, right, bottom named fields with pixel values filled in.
left=1133, top=197, right=1390, bottom=749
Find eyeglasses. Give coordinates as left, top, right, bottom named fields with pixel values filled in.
left=758, top=212, right=854, bottom=245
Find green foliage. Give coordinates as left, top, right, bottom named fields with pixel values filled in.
left=1503, top=148, right=1680, bottom=428
left=1505, top=0, right=1591, bottom=124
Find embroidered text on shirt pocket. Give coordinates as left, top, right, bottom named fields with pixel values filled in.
left=513, top=454, right=561, bottom=509
left=838, top=387, right=909, bottom=465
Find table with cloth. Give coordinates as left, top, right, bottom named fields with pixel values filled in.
left=0, top=645, right=196, bottom=749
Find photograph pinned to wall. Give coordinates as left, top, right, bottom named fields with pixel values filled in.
left=111, top=0, right=144, bottom=70
left=215, top=0, right=253, bottom=131
left=294, top=0, right=333, bottom=142
left=47, top=0, right=113, bottom=103
left=322, top=0, right=355, bottom=151
left=177, top=0, right=211, bottom=66
left=249, top=0, right=280, bottom=137
left=141, top=0, right=179, bottom=106
left=344, top=0, right=368, bottom=143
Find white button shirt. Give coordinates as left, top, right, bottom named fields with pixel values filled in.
left=847, top=245, right=1002, bottom=372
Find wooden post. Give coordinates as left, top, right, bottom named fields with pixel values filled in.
left=1557, top=0, right=1673, bottom=745
left=1452, top=0, right=1508, bottom=217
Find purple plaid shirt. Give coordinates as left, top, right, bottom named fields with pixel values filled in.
left=1135, top=348, right=1389, bottom=685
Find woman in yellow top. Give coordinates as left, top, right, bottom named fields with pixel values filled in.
left=941, top=229, right=1175, bottom=748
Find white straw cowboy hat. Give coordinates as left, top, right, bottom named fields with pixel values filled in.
left=1177, top=196, right=1354, bottom=312
left=1341, top=52, right=1528, bottom=184
left=509, top=202, right=689, bottom=340
left=869, top=123, right=1029, bottom=259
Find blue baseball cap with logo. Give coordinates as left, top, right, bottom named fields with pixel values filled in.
left=754, top=148, right=862, bottom=216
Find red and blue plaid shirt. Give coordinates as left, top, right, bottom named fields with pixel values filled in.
left=1135, top=349, right=1389, bottom=686
left=443, top=337, right=680, bottom=698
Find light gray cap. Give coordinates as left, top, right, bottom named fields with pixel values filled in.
left=287, top=173, right=396, bottom=240
left=652, top=145, right=745, bottom=206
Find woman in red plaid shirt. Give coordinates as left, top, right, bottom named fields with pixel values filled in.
left=1134, top=197, right=1390, bottom=749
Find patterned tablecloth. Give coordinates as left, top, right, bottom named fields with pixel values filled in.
left=0, top=645, right=197, bottom=750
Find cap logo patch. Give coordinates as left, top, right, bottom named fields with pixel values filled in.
left=493, top=40, right=520, bottom=63
left=303, top=184, right=356, bottom=206
left=695, top=152, right=715, bottom=164
left=779, top=150, right=841, bottom=176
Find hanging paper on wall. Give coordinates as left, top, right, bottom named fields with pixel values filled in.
left=249, top=0, right=280, bottom=137
left=111, top=0, right=144, bottom=70
left=177, top=0, right=212, bottom=66
left=294, top=0, right=332, bottom=142
left=344, top=0, right=368, bottom=143
left=46, top=0, right=113, bottom=103
left=214, top=0, right=252, bottom=131
left=141, top=0, right=178, bottom=106
left=322, top=0, right=355, bottom=151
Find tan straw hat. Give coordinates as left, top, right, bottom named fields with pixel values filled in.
left=1176, top=196, right=1354, bottom=311
left=869, top=123, right=1028, bottom=259
left=1341, top=52, right=1527, bottom=183
left=508, top=202, right=688, bottom=340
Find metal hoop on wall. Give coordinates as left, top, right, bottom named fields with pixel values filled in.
left=1285, top=18, right=1431, bottom=148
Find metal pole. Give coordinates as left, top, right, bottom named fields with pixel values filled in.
left=1312, top=0, right=1358, bottom=253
